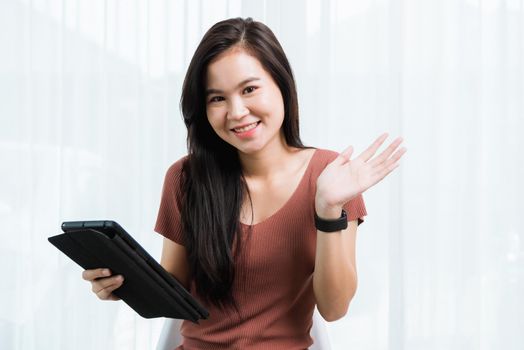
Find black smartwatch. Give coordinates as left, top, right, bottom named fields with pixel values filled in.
left=314, top=209, right=348, bottom=232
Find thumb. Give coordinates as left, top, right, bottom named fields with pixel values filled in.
left=338, top=146, right=354, bottom=164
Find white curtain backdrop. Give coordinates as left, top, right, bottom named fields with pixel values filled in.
left=1, top=0, right=522, bottom=349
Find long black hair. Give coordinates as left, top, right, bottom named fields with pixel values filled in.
left=179, top=17, right=306, bottom=309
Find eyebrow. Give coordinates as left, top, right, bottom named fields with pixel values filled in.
left=205, top=77, right=261, bottom=96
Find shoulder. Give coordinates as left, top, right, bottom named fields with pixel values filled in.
left=305, top=148, right=341, bottom=183
left=164, top=155, right=189, bottom=180
left=160, top=155, right=189, bottom=196
left=309, top=148, right=341, bottom=167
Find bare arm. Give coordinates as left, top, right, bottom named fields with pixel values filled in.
left=313, top=133, right=405, bottom=321
left=160, top=237, right=191, bottom=290
left=313, top=217, right=359, bottom=322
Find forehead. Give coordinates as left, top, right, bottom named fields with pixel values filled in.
left=206, top=49, right=270, bottom=88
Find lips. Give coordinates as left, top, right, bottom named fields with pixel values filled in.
left=231, top=121, right=260, bottom=133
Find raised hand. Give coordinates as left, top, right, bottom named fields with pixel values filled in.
left=315, top=133, right=406, bottom=217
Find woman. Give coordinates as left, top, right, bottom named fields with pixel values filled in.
left=82, top=17, right=406, bottom=349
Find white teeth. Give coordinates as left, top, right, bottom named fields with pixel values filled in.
left=234, top=122, right=258, bottom=133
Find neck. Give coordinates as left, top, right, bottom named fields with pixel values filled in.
left=238, top=135, right=298, bottom=181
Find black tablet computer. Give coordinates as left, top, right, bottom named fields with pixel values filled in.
left=48, top=220, right=209, bottom=323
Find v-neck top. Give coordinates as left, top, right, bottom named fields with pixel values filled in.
left=155, top=148, right=367, bottom=350
left=239, top=148, right=318, bottom=228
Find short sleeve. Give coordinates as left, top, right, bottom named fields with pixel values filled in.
left=154, top=157, right=187, bottom=245
left=344, top=194, right=367, bottom=226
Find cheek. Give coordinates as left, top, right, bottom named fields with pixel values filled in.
left=252, top=93, right=284, bottom=117
left=264, top=88, right=285, bottom=115
left=206, top=109, right=223, bottom=130
left=206, top=108, right=225, bottom=135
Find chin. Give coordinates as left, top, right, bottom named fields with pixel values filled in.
left=236, top=146, right=260, bottom=155
left=235, top=143, right=265, bottom=155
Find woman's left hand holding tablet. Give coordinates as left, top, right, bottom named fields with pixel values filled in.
left=315, top=133, right=406, bottom=217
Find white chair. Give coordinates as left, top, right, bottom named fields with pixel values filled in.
left=156, top=307, right=331, bottom=350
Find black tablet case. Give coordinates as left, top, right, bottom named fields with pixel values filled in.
left=48, top=220, right=209, bottom=323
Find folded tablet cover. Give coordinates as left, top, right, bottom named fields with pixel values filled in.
left=48, top=220, right=209, bottom=322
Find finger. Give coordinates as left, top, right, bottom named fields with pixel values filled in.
left=382, top=147, right=406, bottom=168
left=106, top=294, right=121, bottom=301
left=375, top=148, right=406, bottom=179
left=376, top=160, right=401, bottom=180
left=82, top=268, right=111, bottom=281
left=94, top=276, right=124, bottom=300
left=331, top=146, right=353, bottom=166
left=98, top=282, right=123, bottom=301
left=357, top=133, right=389, bottom=162
left=96, top=284, right=121, bottom=301
left=338, top=146, right=354, bottom=164
left=92, top=275, right=124, bottom=294
left=370, top=137, right=403, bottom=167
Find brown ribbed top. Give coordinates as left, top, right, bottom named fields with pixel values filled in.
left=154, top=149, right=367, bottom=350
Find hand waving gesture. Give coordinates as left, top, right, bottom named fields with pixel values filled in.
left=315, top=133, right=406, bottom=217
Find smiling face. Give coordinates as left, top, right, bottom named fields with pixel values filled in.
left=205, top=48, right=286, bottom=156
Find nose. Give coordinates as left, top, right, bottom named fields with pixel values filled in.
left=227, top=96, right=249, bottom=120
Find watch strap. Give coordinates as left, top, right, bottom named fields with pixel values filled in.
left=314, top=209, right=348, bottom=232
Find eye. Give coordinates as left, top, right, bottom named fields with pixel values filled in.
left=209, top=96, right=225, bottom=103
left=243, top=86, right=258, bottom=94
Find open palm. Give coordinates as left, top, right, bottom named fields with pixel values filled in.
left=316, top=133, right=406, bottom=212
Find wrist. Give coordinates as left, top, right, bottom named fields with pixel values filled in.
left=315, top=198, right=343, bottom=219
